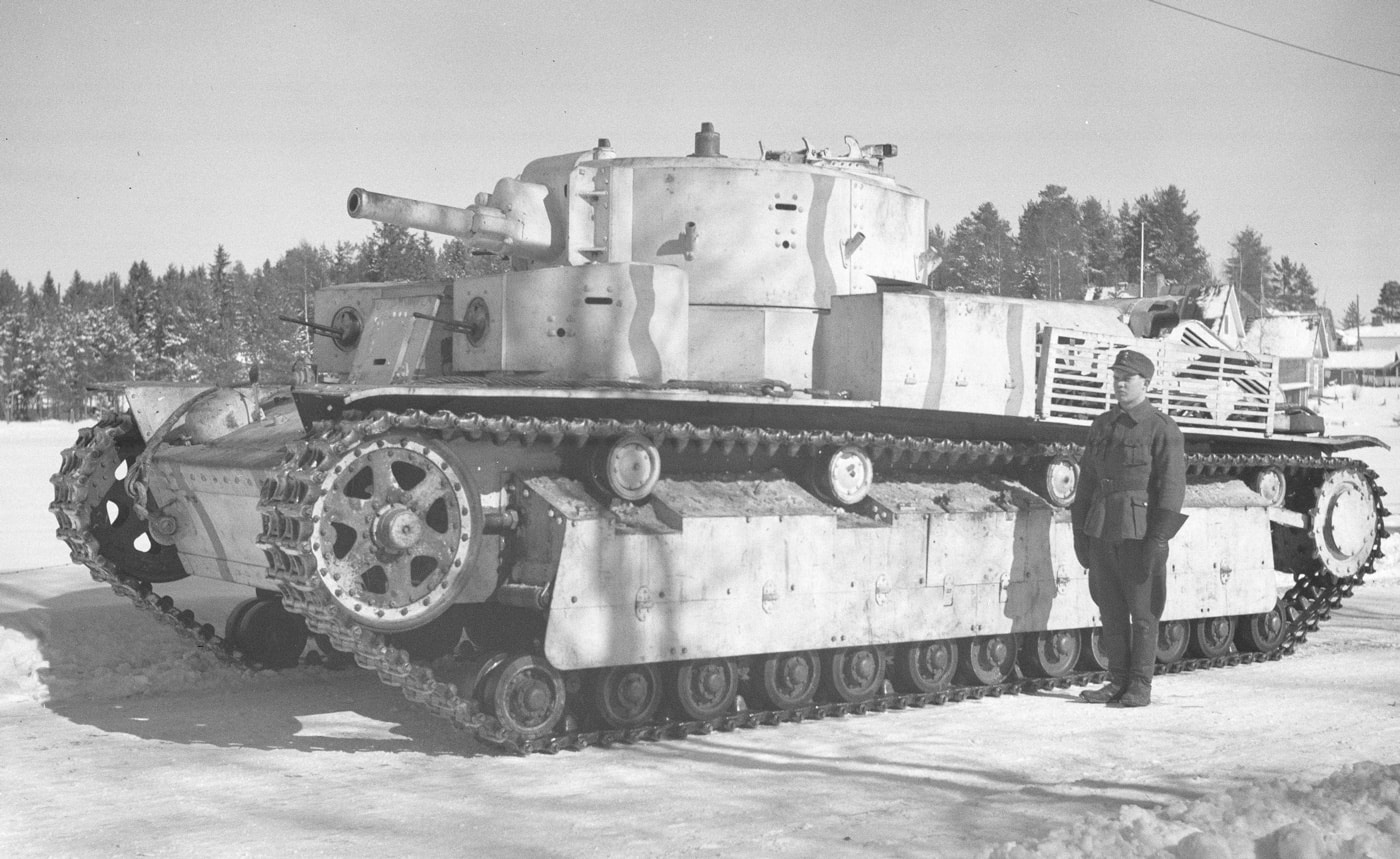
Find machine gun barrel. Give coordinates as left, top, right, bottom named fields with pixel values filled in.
left=278, top=314, right=341, bottom=336
left=346, top=187, right=473, bottom=238
left=412, top=311, right=475, bottom=333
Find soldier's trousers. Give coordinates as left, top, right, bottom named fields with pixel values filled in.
left=1087, top=537, right=1168, bottom=686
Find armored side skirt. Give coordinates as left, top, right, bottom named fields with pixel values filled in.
left=537, top=476, right=1275, bottom=670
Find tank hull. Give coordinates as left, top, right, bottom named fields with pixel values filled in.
left=122, top=383, right=1335, bottom=666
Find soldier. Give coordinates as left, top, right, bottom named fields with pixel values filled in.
left=1071, top=349, right=1187, bottom=707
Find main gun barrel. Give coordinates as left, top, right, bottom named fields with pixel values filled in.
left=346, top=181, right=553, bottom=259
left=346, top=188, right=473, bottom=238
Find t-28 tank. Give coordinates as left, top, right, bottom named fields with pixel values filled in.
left=52, top=124, right=1388, bottom=753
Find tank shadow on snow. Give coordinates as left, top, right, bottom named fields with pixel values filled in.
left=0, top=585, right=502, bottom=757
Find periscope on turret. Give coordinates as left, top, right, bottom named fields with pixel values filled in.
left=50, top=123, right=1389, bottom=753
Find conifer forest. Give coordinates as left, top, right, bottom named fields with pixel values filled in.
left=0, top=182, right=1348, bottom=421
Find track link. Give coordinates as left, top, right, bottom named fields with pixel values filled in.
left=49, top=412, right=250, bottom=670
left=46, top=409, right=1392, bottom=754
left=251, top=408, right=1388, bottom=754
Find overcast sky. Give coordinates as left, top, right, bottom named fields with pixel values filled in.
left=2, top=1, right=1397, bottom=310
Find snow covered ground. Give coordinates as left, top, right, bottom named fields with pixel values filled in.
left=3, top=389, right=1400, bottom=858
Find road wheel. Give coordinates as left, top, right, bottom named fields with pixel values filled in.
left=672, top=658, right=739, bottom=720
left=592, top=664, right=662, bottom=729
left=1155, top=620, right=1189, bottom=664
left=750, top=651, right=820, bottom=709
left=955, top=635, right=1017, bottom=685
left=1188, top=616, right=1236, bottom=659
left=822, top=646, right=886, bottom=703
left=1018, top=629, right=1082, bottom=678
left=891, top=640, right=956, bottom=693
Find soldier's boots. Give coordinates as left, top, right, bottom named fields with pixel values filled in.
left=1118, top=679, right=1152, bottom=708
left=1079, top=681, right=1126, bottom=704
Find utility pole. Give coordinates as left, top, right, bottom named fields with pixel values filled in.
left=1357, top=291, right=1363, bottom=349
left=1138, top=221, right=1145, bottom=298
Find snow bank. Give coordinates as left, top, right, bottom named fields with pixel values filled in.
left=5, top=420, right=82, bottom=572
left=983, top=762, right=1400, bottom=859
left=0, top=626, right=47, bottom=703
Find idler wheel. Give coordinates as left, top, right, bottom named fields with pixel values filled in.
left=1236, top=600, right=1289, bottom=652
left=891, top=640, right=955, bottom=693
left=311, top=434, right=482, bottom=633
left=484, top=654, right=567, bottom=739
left=750, top=651, right=820, bottom=709
left=955, top=634, right=1017, bottom=686
left=68, top=418, right=187, bottom=583
left=1188, top=616, right=1237, bottom=659
left=1155, top=619, right=1189, bottom=664
left=223, top=597, right=259, bottom=646
left=822, top=646, right=886, bottom=703
left=1076, top=627, right=1110, bottom=671
left=1018, top=629, right=1083, bottom=678
left=1309, top=467, right=1380, bottom=580
left=226, top=596, right=308, bottom=669
left=672, top=657, right=739, bottom=720
left=592, top=663, right=663, bottom=729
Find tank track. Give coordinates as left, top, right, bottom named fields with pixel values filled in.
left=49, top=412, right=250, bottom=670
left=254, top=408, right=1389, bottom=754
left=48, top=409, right=1390, bottom=754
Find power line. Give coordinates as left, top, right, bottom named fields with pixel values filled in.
left=1145, top=0, right=1400, bottom=79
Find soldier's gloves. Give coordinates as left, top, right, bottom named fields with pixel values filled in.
left=1146, top=509, right=1189, bottom=543
left=1073, top=530, right=1091, bottom=569
left=1144, top=510, right=1188, bottom=573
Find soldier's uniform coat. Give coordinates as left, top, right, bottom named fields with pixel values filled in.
left=1072, top=396, right=1187, bottom=688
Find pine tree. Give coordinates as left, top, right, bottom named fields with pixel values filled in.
left=39, top=272, right=60, bottom=309
left=1372, top=281, right=1400, bottom=324
left=329, top=241, right=362, bottom=284
left=1273, top=257, right=1317, bottom=312
left=211, top=244, right=236, bottom=331
left=39, top=308, right=79, bottom=417
left=1079, top=197, right=1121, bottom=291
left=934, top=203, right=1018, bottom=295
left=63, top=271, right=100, bottom=310
left=1016, top=259, right=1042, bottom=299
left=0, top=308, right=43, bottom=418
left=1122, top=186, right=1209, bottom=293
left=1224, top=227, right=1272, bottom=314
left=360, top=222, right=436, bottom=281
left=0, top=270, right=19, bottom=311
left=1341, top=299, right=1362, bottom=333
left=1017, top=185, right=1083, bottom=301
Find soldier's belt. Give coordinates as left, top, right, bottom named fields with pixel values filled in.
left=1098, top=477, right=1149, bottom=493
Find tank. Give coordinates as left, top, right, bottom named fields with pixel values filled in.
left=51, top=125, right=1388, bottom=753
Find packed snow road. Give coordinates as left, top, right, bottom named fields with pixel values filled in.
left=4, top=566, right=1399, bottom=858
left=3, top=390, right=1400, bottom=858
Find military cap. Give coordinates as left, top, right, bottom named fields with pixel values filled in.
left=1109, top=349, right=1154, bottom=379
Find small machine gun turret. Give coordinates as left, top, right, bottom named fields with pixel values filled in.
left=278, top=308, right=362, bottom=350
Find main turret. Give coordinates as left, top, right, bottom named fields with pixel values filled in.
left=343, top=123, right=932, bottom=387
